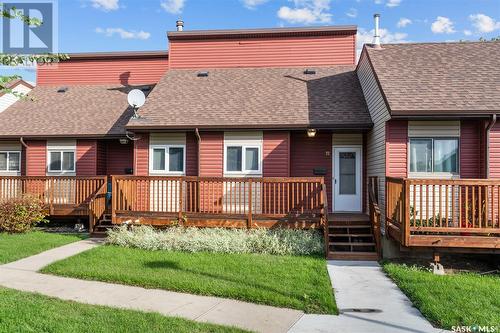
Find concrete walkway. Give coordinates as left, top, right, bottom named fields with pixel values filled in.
left=0, top=239, right=302, bottom=333
left=289, top=260, right=449, bottom=333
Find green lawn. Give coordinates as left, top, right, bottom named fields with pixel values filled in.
left=42, top=245, right=336, bottom=314
left=0, top=287, right=245, bottom=333
left=0, top=231, right=85, bottom=264
left=382, top=262, right=500, bottom=330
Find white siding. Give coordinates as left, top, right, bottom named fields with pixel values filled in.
left=0, top=84, right=32, bottom=113
left=357, top=51, right=391, bottom=232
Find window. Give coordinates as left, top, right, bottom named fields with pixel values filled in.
left=0, top=151, right=21, bottom=172
left=225, top=145, right=261, bottom=174
left=409, top=138, right=458, bottom=174
left=48, top=151, right=75, bottom=172
left=151, top=146, right=185, bottom=174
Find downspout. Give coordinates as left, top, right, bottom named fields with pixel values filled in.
left=485, top=114, right=496, bottom=178
left=195, top=128, right=201, bottom=176
left=19, top=136, right=29, bottom=148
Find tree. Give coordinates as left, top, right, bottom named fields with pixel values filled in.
left=0, top=4, right=68, bottom=96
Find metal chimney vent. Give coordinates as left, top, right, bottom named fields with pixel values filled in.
left=197, top=71, right=209, bottom=77
left=57, top=87, right=68, bottom=93
left=304, top=69, right=316, bottom=75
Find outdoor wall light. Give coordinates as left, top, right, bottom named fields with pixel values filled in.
left=119, top=138, right=129, bottom=145
left=307, top=129, right=317, bottom=138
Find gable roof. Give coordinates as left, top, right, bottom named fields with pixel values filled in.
left=364, top=41, right=500, bottom=116
left=0, top=79, right=34, bottom=98
left=126, top=66, right=372, bottom=130
left=0, top=84, right=152, bottom=138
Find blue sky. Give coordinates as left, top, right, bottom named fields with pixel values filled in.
left=2, top=0, right=500, bottom=83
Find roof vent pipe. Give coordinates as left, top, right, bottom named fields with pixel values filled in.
left=176, top=19, right=184, bottom=32
left=373, top=14, right=381, bottom=48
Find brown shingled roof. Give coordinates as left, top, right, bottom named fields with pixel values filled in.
left=0, top=84, right=152, bottom=138
left=364, top=41, right=500, bottom=115
left=126, top=66, right=372, bottom=130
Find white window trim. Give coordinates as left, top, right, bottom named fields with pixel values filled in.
left=149, top=144, right=186, bottom=175
left=223, top=144, right=262, bottom=176
left=0, top=151, right=21, bottom=172
left=47, top=150, right=76, bottom=173
left=407, top=137, right=460, bottom=179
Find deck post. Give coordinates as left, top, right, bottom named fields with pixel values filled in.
left=111, top=175, right=116, bottom=224
left=247, top=179, right=253, bottom=229
left=178, top=179, right=184, bottom=226
left=403, top=179, right=411, bottom=246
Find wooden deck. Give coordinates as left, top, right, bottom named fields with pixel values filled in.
left=386, top=177, right=500, bottom=252
left=109, top=175, right=328, bottom=230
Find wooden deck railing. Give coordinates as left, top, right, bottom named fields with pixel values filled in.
left=88, top=182, right=108, bottom=232
left=111, top=176, right=326, bottom=227
left=386, top=177, right=500, bottom=246
left=0, top=176, right=106, bottom=214
left=368, top=176, right=382, bottom=257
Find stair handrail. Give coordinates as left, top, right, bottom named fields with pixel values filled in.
left=368, top=176, right=382, bottom=258
left=88, top=181, right=108, bottom=234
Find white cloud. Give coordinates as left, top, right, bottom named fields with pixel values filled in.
left=91, top=0, right=119, bottom=11
left=431, top=16, right=455, bottom=34
left=463, top=29, right=472, bottom=36
left=386, top=0, right=401, bottom=7
left=242, top=0, right=268, bottom=9
left=95, top=27, right=151, bottom=40
left=397, top=17, right=412, bottom=28
left=469, top=13, right=500, bottom=33
left=161, top=0, right=185, bottom=14
left=277, top=0, right=332, bottom=25
left=346, top=8, right=357, bottom=18
left=374, top=0, right=383, bottom=4
left=357, top=27, right=408, bottom=56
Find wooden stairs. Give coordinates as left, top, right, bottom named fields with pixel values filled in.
left=326, top=213, right=379, bottom=260
left=91, top=213, right=114, bottom=237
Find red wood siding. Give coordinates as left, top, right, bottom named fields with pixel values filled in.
left=489, top=122, right=500, bottom=179
left=290, top=131, right=332, bottom=209
left=386, top=120, right=408, bottom=177
left=461, top=120, right=484, bottom=178
left=263, top=131, right=290, bottom=177
left=169, top=34, right=356, bottom=69
left=96, top=141, right=107, bottom=176
left=37, top=57, right=168, bottom=85
left=25, top=140, right=46, bottom=176
left=76, top=140, right=97, bottom=176
left=106, top=140, right=133, bottom=175
left=199, top=132, right=223, bottom=177
left=186, top=132, right=198, bottom=176
left=133, top=135, right=149, bottom=176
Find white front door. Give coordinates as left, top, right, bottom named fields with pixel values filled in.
left=333, top=146, right=362, bottom=212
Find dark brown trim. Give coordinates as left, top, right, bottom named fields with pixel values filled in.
left=168, top=25, right=357, bottom=40
left=66, top=50, right=168, bottom=60
left=125, top=123, right=374, bottom=131
left=0, top=134, right=129, bottom=140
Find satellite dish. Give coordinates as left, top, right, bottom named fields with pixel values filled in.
left=127, top=89, right=146, bottom=108
left=127, top=89, right=146, bottom=119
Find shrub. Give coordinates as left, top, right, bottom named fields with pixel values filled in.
left=107, top=225, right=324, bottom=256
left=0, top=195, right=48, bottom=233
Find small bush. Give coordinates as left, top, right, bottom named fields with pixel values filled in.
left=0, top=195, right=48, bottom=233
left=107, top=225, right=324, bottom=256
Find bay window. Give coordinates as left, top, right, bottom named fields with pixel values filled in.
left=48, top=151, right=75, bottom=172
left=0, top=151, right=21, bottom=172
left=151, top=145, right=185, bottom=174
left=409, top=138, right=458, bottom=174
left=225, top=145, right=261, bottom=174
